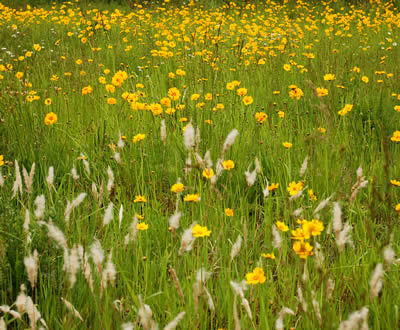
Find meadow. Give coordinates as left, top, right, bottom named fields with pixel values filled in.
left=0, top=0, right=400, bottom=328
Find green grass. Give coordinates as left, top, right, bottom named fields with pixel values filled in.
left=0, top=0, right=400, bottom=328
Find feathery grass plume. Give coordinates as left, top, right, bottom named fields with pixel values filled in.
left=244, top=166, right=257, bottom=187
left=0, top=305, right=21, bottom=319
left=383, top=243, right=395, bottom=268
left=121, top=322, right=134, bottom=330
left=326, top=278, right=335, bottom=301
left=314, top=242, right=324, bottom=270
left=22, top=163, right=35, bottom=194
left=90, top=240, right=104, bottom=275
left=193, top=268, right=215, bottom=313
left=46, top=166, right=54, bottom=190
left=369, top=263, right=383, bottom=299
left=0, top=168, right=4, bottom=187
left=119, top=204, right=123, bottom=228
left=215, top=159, right=224, bottom=177
left=183, top=122, right=195, bottom=151
left=350, top=180, right=369, bottom=203
left=275, top=307, right=295, bottom=330
left=114, top=152, right=122, bottom=164
left=64, top=192, right=87, bottom=225
left=254, top=157, right=262, bottom=174
left=34, top=195, right=45, bottom=219
left=92, top=182, right=98, bottom=202
left=81, top=153, right=90, bottom=174
left=311, top=290, right=322, bottom=325
left=61, top=297, right=84, bottom=322
left=168, top=266, right=185, bottom=305
left=233, top=295, right=241, bottom=330
left=230, top=280, right=252, bottom=320
left=103, top=202, right=114, bottom=226
left=24, top=250, right=39, bottom=289
left=338, top=307, right=369, bottom=330
left=23, top=209, right=30, bottom=233
left=313, top=193, right=334, bottom=215
left=195, top=152, right=205, bottom=169
left=263, top=179, right=270, bottom=197
left=195, top=127, right=201, bottom=151
left=0, top=317, right=4, bottom=330
left=292, top=208, right=303, bottom=217
left=25, top=295, right=44, bottom=330
left=299, top=156, right=309, bottom=177
left=15, top=284, right=27, bottom=314
left=222, top=129, right=238, bottom=154
left=178, top=223, right=197, bottom=255
left=71, top=165, right=79, bottom=181
left=164, top=311, right=185, bottom=330
left=160, top=119, right=167, bottom=145
left=12, top=160, right=23, bottom=198
left=124, top=215, right=138, bottom=246
left=168, top=211, right=182, bottom=232
left=107, top=166, right=114, bottom=195
left=64, top=245, right=80, bottom=289
left=333, top=202, right=342, bottom=240
left=117, top=132, right=125, bottom=150
left=101, top=250, right=116, bottom=295
left=337, top=222, right=353, bottom=253
left=272, top=224, right=282, bottom=249
left=38, top=220, right=68, bottom=249
left=231, top=235, right=242, bottom=261
left=138, top=295, right=158, bottom=330
left=77, top=245, right=94, bottom=293
left=297, top=286, right=307, bottom=312
left=204, top=150, right=212, bottom=168
left=184, top=155, right=192, bottom=177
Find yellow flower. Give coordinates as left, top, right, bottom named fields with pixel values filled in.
left=338, top=104, right=353, bottom=116
left=44, top=98, right=52, bottom=106
left=176, top=69, right=186, bottom=76
left=134, top=195, right=147, bottom=203
left=282, top=142, right=293, bottom=149
left=361, top=76, right=369, bottom=83
left=291, top=228, right=311, bottom=241
left=318, top=127, right=326, bottom=133
left=245, top=267, right=266, bottom=285
left=243, top=96, right=253, bottom=105
left=293, top=241, right=314, bottom=259
left=222, top=160, right=235, bottom=170
left=226, top=82, right=235, bottom=90
left=316, top=87, right=328, bottom=97
left=287, top=181, right=304, bottom=196
left=289, top=87, right=304, bottom=100
left=276, top=221, right=289, bottom=232
left=33, top=44, right=41, bottom=51
left=44, top=112, right=57, bottom=125
left=0, top=155, right=4, bottom=166
left=107, top=98, right=117, bottom=105
left=302, top=219, right=324, bottom=236
left=225, top=208, right=234, bottom=217
left=168, top=87, right=181, bottom=100
left=396, top=204, right=400, bottom=215
left=278, top=111, right=285, bottom=118
left=202, top=168, right=214, bottom=179
left=192, top=224, right=211, bottom=237
left=15, top=72, right=24, bottom=79
left=262, top=253, right=276, bottom=259
left=391, top=130, right=400, bottom=142
left=205, top=93, right=213, bottom=101
left=323, top=73, right=336, bottom=81
left=390, top=180, right=400, bottom=187
left=237, top=88, right=247, bottom=96
left=308, top=189, right=317, bottom=201
left=268, top=183, right=279, bottom=191
left=184, top=194, right=200, bottom=202
left=133, top=133, right=146, bottom=143
left=394, top=105, right=400, bottom=113
left=283, top=64, right=291, bottom=71
left=171, top=183, right=184, bottom=193
left=82, top=85, right=93, bottom=95
left=106, top=84, right=115, bottom=93
left=255, top=112, right=268, bottom=123
left=136, top=222, right=149, bottom=231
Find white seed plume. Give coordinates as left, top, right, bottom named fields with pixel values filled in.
left=114, top=152, right=122, bottom=164
left=254, top=157, right=261, bottom=174
left=356, top=166, right=363, bottom=180
left=195, top=152, right=205, bottom=168
left=299, top=156, right=309, bottom=177
left=34, top=195, right=46, bottom=219
left=369, top=263, right=383, bottom=299
left=0, top=317, right=5, bottom=330
left=77, top=245, right=94, bottom=293
left=12, top=160, right=23, bottom=198
left=184, top=155, right=192, bottom=177
left=196, top=268, right=212, bottom=283
left=231, top=235, right=242, bottom=261
left=263, top=179, right=270, bottom=197
left=160, top=119, right=167, bottom=145
left=297, top=286, right=307, bottom=312
left=124, top=215, right=138, bottom=246
left=311, top=290, right=322, bottom=325
left=292, top=208, right=303, bottom=217
left=64, top=245, right=80, bottom=289
left=71, top=165, right=79, bottom=180
left=337, top=222, right=353, bottom=253
left=233, top=295, right=241, bottom=330
left=193, top=268, right=215, bottom=312
left=122, top=322, right=134, bottom=330
left=164, top=311, right=185, bottom=330
left=272, top=225, right=282, bottom=249
left=222, top=129, right=239, bottom=154
left=0, top=305, right=21, bottom=319
left=23, top=209, right=30, bottom=233
left=61, top=297, right=84, bottom=322
left=22, top=163, right=35, bottom=194
left=92, top=182, right=98, bottom=201
left=313, top=193, right=334, bottom=214
left=80, top=154, right=90, bottom=174
left=0, top=168, right=4, bottom=187
left=230, top=280, right=252, bottom=320
left=90, top=240, right=104, bottom=274
left=383, top=244, right=395, bottom=267
left=215, top=158, right=224, bottom=177
left=183, top=123, right=195, bottom=151
left=101, top=250, right=116, bottom=293
left=326, top=278, right=335, bottom=301
left=338, top=307, right=369, bottom=330
left=119, top=204, right=123, bottom=228
left=46, top=166, right=54, bottom=190
left=275, top=307, right=295, bottom=330
left=195, top=127, right=201, bottom=150
left=168, top=211, right=182, bottom=231
left=204, top=150, right=213, bottom=168
left=333, top=202, right=342, bottom=239
left=24, top=250, right=39, bottom=289
left=15, top=284, right=27, bottom=314
left=25, top=295, right=44, bottom=330
left=178, top=223, right=197, bottom=255
left=117, top=132, right=125, bottom=149
left=64, top=192, right=87, bottom=224
left=107, top=166, right=114, bottom=195
left=244, top=168, right=257, bottom=187
left=103, top=202, right=114, bottom=226
left=38, top=220, right=68, bottom=249
left=138, top=296, right=158, bottom=330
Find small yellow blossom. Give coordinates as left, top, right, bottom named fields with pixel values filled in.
left=192, top=224, right=211, bottom=237
left=245, top=267, right=266, bottom=285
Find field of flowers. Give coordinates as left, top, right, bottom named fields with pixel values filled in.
left=0, top=0, right=400, bottom=328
